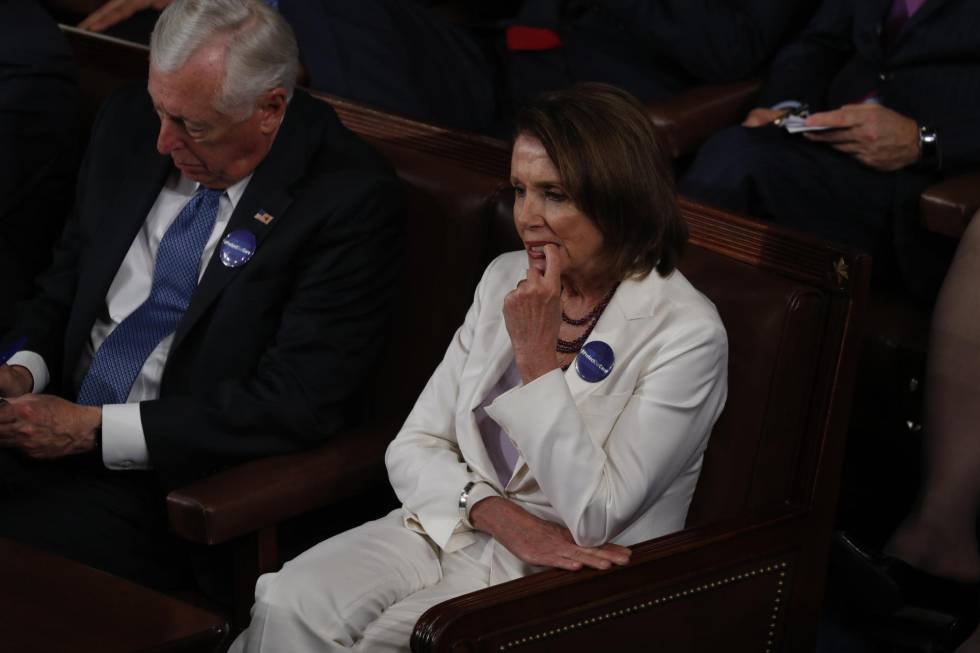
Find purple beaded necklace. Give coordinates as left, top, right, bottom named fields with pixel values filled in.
left=556, top=283, right=618, bottom=354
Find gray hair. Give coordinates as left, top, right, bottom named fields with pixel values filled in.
left=150, top=0, right=299, bottom=118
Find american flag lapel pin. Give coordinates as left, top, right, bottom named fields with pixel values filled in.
left=253, top=210, right=274, bottom=225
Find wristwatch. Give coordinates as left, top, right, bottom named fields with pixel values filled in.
left=458, top=481, right=477, bottom=521
left=918, top=123, right=940, bottom=170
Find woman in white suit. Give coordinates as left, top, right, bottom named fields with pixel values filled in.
left=232, top=83, right=729, bottom=653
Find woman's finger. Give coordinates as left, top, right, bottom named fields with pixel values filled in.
left=542, top=243, right=561, bottom=289
left=566, top=548, right=613, bottom=570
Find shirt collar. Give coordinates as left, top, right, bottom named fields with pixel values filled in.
left=175, top=172, right=254, bottom=211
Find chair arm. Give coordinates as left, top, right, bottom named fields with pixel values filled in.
left=166, top=417, right=402, bottom=546
left=919, top=170, right=980, bottom=238
left=413, top=513, right=825, bottom=652
left=646, top=80, right=762, bottom=159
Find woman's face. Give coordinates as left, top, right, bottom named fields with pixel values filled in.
left=510, top=134, right=605, bottom=284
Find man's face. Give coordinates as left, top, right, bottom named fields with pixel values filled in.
left=147, top=42, right=284, bottom=189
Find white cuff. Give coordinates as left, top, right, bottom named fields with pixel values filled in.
left=101, top=403, right=151, bottom=470
left=5, top=351, right=48, bottom=394
left=771, top=100, right=802, bottom=110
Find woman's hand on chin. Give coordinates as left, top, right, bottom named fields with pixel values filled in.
left=505, top=244, right=562, bottom=384
left=469, top=496, right=631, bottom=571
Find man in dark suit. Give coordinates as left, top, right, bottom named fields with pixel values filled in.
left=680, top=0, right=980, bottom=294
left=0, top=0, right=81, bottom=333
left=0, top=0, right=402, bottom=592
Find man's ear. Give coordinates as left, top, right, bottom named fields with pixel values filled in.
left=257, top=88, right=288, bottom=134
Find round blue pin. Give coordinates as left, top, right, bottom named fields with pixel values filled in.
left=575, top=341, right=615, bottom=383
left=220, top=229, right=256, bottom=268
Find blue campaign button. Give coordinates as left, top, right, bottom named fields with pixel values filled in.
left=575, top=341, right=615, bottom=383
left=220, top=229, right=256, bottom=268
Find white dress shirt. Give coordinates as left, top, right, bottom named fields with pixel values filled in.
left=9, top=171, right=252, bottom=470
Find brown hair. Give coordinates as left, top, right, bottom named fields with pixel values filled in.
left=514, top=82, right=687, bottom=279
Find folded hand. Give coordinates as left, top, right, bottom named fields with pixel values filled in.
left=469, top=496, right=631, bottom=571
left=0, top=395, right=101, bottom=459
left=803, top=103, right=921, bottom=171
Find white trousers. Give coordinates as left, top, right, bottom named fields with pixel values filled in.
left=229, top=509, right=492, bottom=653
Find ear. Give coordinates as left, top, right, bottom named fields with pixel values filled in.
left=257, top=87, right=288, bottom=134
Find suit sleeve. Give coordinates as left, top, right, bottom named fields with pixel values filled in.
left=384, top=257, right=505, bottom=550
left=484, top=309, right=728, bottom=548
left=3, top=90, right=111, bottom=378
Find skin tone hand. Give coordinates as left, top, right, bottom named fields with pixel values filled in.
left=470, top=496, right=632, bottom=571
left=503, top=243, right=562, bottom=385
left=0, top=365, right=34, bottom=398
left=742, top=107, right=790, bottom=128
left=802, top=103, right=921, bottom=171
left=0, top=395, right=101, bottom=459
left=78, top=0, right=174, bottom=33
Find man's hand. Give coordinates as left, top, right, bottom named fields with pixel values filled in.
left=742, top=107, right=789, bottom=128
left=803, top=103, right=921, bottom=171
left=0, top=365, right=34, bottom=398
left=469, top=496, right=632, bottom=571
left=0, top=395, right=101, bottom=459
left=503, top=244, right=562, bottom=384
left=78, top=0, right=174, bottom=33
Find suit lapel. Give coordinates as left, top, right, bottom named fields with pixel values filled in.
left=170, top=99, right=312, bottom=352
left=892, top=0, right=950, bottom=49
left=459, top=313, right=515, bottom=486
left=561, top=287, right=631, bottom=402
left=64, top=135, right=171, bottom=379
left=508, top=277, right=645, bottom=487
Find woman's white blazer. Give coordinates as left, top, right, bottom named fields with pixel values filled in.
left=385, top=251, right=728, bottom=583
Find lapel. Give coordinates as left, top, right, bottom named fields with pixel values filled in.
left=891, top=0, right=950, bottom=50
left=560, top=279, right=635, bottom=402
left=506, top=277, right=648, bottom=489
left=464, top=268, right=657, bottom=490
left=65, top=126, right=171, bottom=378
left=459, top=308, right=516, bottom=487
left=170, top=97, right=312, bottom=352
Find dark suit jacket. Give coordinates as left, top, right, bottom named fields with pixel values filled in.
left=757, top=0, right=980, bottom=173
left=6, top=86, right=404, bottom=489
left=0, top=0, right=80, bottom=332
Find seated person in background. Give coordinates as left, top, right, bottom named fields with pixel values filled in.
left=0, top=0, right=402, bottom=594
left=77, top=0, right=818, bottom=136
left=0, top=0, right=81, bottom=333
left=680, top=0, right=980, bottom=297
left=230, top=83, right=729, bottom=653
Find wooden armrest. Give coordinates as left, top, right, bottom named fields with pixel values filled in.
left=919, top=171, right=980, bottom=238
left=646, top=80, right=762, bottom=159
left=166, top=417, right=401, bottom=546
left=413, top=513, right=825, bottom=652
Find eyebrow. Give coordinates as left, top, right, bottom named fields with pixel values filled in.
left=510, top=176, right=563, bottom=187
left=152, top=103, right=210, bottom=130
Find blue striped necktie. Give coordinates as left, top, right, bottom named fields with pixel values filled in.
left=77, top=187, right=223, bottom=405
